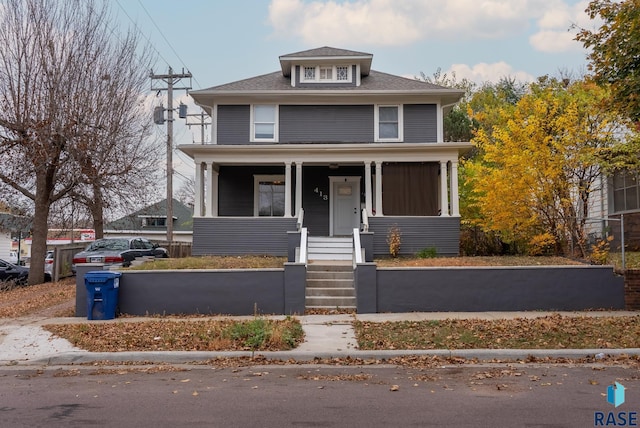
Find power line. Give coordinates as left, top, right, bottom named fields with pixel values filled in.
left=113, top=0, right=172, bottom=68
left=136, top=0, right=203, bottom=89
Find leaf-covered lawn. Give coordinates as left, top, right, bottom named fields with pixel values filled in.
left=45, top=317, right=304, bottom=352
left=375, top=256, right=585, bottom=267
left=354, top=314, right=640, bottom=350
left=127, top=255, right=287, bottom=270
left=0, top=278, right=75, bottom=318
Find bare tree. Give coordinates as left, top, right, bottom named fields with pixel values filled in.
left=0, top=0, right=157, bottom=283
left=66, top=26, right=161, bottom=239
left=175, top=177, right=195, bottom=208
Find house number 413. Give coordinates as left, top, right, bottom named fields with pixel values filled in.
left=314, top=187, right=328, bottom=201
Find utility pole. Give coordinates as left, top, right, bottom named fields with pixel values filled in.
left=179, top=104, right=211, bottom=144
left=150, top=67, right=192, bottom=242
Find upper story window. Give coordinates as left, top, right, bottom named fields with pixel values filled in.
left=300, top=65, right=352, bottom=83
left=303, top=67, right=316, bottom=80
left=375, top=105, right=403, bottom=142
left=140, top=215, right=168, bottom=227
left=319, top=66, right=333, bottom=80
left=252, top=104, right=277, bottom=142
left=336, top=66, right=349, bottom=81
left=612, top=169, right=639, bottom=213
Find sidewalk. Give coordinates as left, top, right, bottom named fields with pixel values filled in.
left=1, top=311, right=639, bottom=366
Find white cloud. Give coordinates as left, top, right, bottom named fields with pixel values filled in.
left=268, top=0, right=590, bottom=53
left=529, top=29, right=578, bottom=53
left=449, top=62, right=536, bottom=84
left=528, top=0, right=591, bottom=52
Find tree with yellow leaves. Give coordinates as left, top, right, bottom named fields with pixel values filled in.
left=465, top=77, right=629, bottom=256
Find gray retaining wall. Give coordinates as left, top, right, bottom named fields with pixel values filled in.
left=76, top=264, right=625, bottom=317
left=357, top=265, right=625, bottom=313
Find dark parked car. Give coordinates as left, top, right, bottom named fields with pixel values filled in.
left=0, top=258, right=29, bottom=285
left=72, top=237, right=168, bottom=269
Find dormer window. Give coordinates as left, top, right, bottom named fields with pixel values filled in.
left=336, top=66, right=349, bottom=81
left=304, top=66, right=316, bottom=80
left=300, top=65, right=352, bottom=83
left=319, top=66, right=332, bottom=80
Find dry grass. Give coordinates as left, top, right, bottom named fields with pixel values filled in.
left=355, top=314, right=640, bottom=350
left=0, top=278, right=75, bottom=318
left=127, top=255, right=287, bottom=270
left=45, top=317, right=304, bottom=352
left=375, top=256, right=585, bottom=267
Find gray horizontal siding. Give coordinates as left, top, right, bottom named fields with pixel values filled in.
left=217, top=105, right=250, bottom=144
left=218, top=165, right=287, bottom=216
left=280, top=105, right=374, bottom=143
left=374, top=266, right=625, bottom=312
left=404, top=104, right=437, bottom=143
left=193, top=217, right=297, bottom=256
left=368, top=216, right=460, bottom=257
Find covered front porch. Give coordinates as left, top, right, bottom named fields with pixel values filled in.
left=181, top=143, right=470, bottom=257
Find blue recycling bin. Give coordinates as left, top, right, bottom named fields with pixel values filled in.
left=85, top=271, right=121, bottom=320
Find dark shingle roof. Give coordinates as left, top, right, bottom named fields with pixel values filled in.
left=195, top=70, right=454, bottom=93
left=105, top=199, right=193, bottom=232
left=279, top=46, right=372, bottom=59
left=0, top=213, right=31, bottom=233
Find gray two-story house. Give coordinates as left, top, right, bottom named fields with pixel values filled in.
left=180, top=47, right=471, bottom=259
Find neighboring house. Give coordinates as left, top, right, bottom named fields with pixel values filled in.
left=180, top=47, right=471, bottom=257
left=104, top=199, right=193, bottom=243
left=0, top=213, right=31, bottom=261
left=608, top=169, right=640, bottom=250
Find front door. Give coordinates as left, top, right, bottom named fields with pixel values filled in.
left=330, top=177, right=360, bottom=236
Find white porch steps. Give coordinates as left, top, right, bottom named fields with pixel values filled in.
left=305, top=262, right=356, bottom=310
left=307, top=236, right=353, bottom=261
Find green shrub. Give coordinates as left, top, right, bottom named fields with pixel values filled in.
left=416, top=247, right=437, bottom=258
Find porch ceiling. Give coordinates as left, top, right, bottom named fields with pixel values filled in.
left=178, top=142, right=472, bottom=165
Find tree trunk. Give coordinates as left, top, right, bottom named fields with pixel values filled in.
left=91, top=184, right=105, bottom=239
left=28, top=180, right=52, bottom=285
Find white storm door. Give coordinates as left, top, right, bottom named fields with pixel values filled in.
left=330, top=177, right=361, bottom=236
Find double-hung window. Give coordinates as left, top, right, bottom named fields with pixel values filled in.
left=252, top=105, right=277, bottom=141
left=254, top=175, right=285, bottom=216
left=319, top=66, right=333, bottom=80
left=613, top=170, right=639, bottom=212
left=375, top=105, right=403, bottom=141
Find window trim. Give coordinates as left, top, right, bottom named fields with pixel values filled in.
left=250, top=104, right=278, bottom=142
left=299, top=65, right=352, bottom=83
left=374, top=104, right=403, bottom=142
left=611, top=169, right=640, bottom=213
left=254, top=174, right=286, bottom=217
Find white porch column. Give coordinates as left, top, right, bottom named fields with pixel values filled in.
left=206, top=164, right=219, bottom=217
left=450, top=161, right=460, bottom=217
left=364, top=161, right=372, bottom=215
left=375, top=161, right=383, bottom=216
left=284, top=162, right=292, bottom=217
left=440, top=161, right=450, bottom=217
left=194, top=162, right=204, bottom=217
left=295, top=162, right=303, bottom=215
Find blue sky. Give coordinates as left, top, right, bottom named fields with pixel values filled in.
left=112, top=0, right=597, bottom=188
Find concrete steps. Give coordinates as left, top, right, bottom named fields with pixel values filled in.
left=306, top=262, right=356, bottom=310
left=307, top=236, right=352, bottom=261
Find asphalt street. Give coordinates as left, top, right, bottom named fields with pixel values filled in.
left=0, top=363, right=637, bottom=427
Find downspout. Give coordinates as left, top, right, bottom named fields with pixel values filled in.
left=439, top=101, right=458, bottom=143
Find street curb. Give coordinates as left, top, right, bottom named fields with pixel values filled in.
left=16, top=348, right=640, bottom=366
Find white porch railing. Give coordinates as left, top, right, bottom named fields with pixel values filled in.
left=353, top=227, right=363, bottom=265
left=361, top=208, right=369, bottom=232
left=298, top=227, right=308, bottom=264
left=296, top=208, right=305, bottom=231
